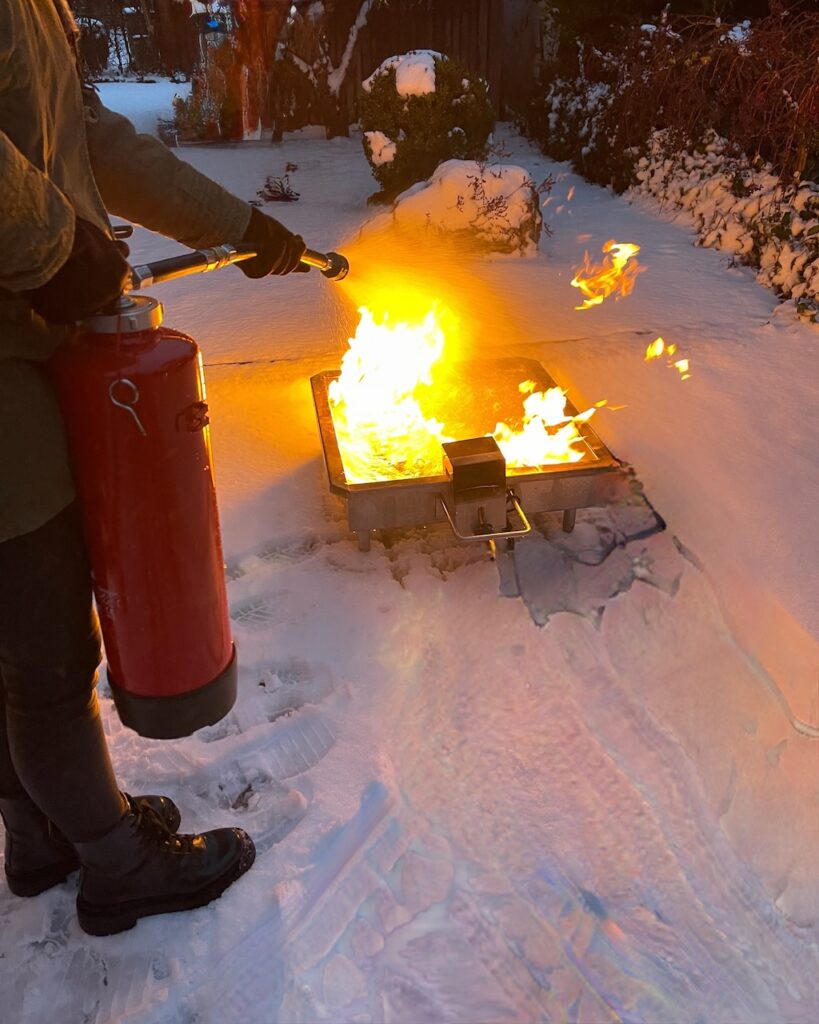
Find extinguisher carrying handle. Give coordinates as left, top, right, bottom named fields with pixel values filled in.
left=128, top=244, right=349, bottom=291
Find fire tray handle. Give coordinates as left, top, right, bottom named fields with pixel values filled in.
left=439, top=490, right=532, bottom=544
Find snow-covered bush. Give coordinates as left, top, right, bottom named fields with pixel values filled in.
left=363, top=159, right=547, bottom=255
left=173, top=41, right=242, bottom=141
left=359, top=50, right=495, bottom=199
left=523, top=8, right=819, bottom=310
left=526, top=66, right=626, bottom=189
left=633, top=131, right=819, bottom=315
left=526, top=10, right=819, bottom=186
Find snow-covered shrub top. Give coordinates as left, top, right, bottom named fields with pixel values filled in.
left=363, top=50, right=442, bottom=98
left=364, top=160, right=544, bottom=255
left=633, top=131, right=819, bottom=316
left=358, top=51, right=494, bottom=199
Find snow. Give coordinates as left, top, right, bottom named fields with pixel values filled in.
left=365, top=158, right=542, bottom=252
left=363, top=49, right=443, bottom=98
left=96, top=79, right=191, bottom=137
left=725, top=19, right=752, bottom=45
left=2, top=87, right=819, bottom=1024
left=363, top=129, right=396, bottom=166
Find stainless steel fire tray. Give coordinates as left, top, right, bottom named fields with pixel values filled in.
left=311, top=357, right=623, bottom=549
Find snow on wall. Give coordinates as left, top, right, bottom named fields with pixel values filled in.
left=632, top=131, right=819, bottom=316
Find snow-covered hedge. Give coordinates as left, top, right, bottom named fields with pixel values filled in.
left=363, top=159, right=545, bottom=254
left=359, top=50, right=495, bottom=199
left=633, top=132, right=819, bottom=315
left=528, top=72, right=627, bottom=187
left=523, top=11, right=819, bottom=315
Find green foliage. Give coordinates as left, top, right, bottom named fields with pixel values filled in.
left=358, top=55, right=495, bottom=198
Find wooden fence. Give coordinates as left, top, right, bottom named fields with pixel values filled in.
left=331, top=0, right=541, bottom=122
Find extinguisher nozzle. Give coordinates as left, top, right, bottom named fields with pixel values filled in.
left=321, top=252, right=350, bottom=281
left=300, top=248, right=349, bottom=281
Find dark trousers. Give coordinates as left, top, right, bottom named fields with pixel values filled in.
left=0, top=503, right=124, bottom=841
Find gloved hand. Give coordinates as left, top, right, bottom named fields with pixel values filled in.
left=238, top=207, right=307, bottom=278
left=26, top=217, right=131, bottom=325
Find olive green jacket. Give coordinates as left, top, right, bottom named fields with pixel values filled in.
left=0, top=0, right=251, bottom=541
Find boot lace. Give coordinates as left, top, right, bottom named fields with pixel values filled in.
left=131, top=798, right=199, bottom=855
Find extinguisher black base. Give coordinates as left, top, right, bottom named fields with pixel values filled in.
left=107, top=646, right=238, bottom=740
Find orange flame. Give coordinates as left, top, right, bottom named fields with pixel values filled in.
left=328, top=307, right=451, bottom=483
left=329, top=307, right=605, bottom=483
left=494, top=381, right=602, bottom=467
left=571, top=240, right=645, bottom=310
left=645, top=337, right=692, bottom=380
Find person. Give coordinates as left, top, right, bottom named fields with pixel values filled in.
left=0, top=0, right=306, bottom=936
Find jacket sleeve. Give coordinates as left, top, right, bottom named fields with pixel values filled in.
left=0, top=130, right=75, bottom=292
left=83, top=89, right=252, bottom=249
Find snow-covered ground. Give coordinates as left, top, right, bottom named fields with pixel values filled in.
left=2, top=86, right=817, bottom=1024
left=97, top=78, right=190, bottom=136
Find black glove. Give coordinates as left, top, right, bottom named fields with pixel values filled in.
left=238, top=207, right=307, bottom=278
left=26, top=217, right=130, bottom=325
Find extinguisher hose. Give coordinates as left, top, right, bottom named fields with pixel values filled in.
left=129, top=244, right=349, bottom=291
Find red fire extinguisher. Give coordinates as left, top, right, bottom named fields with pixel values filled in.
left=50, top=241, right=348, bottom=739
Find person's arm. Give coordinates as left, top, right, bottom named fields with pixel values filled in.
left=82, top=88, right=252, bottom=249
left=0, top=1, right=74, bottom=292
left=0, top=129, right=75, bottom=292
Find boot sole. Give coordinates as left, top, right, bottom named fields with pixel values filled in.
left=76, top=839, right=255, bottom=936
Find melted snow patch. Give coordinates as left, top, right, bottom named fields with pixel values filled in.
left=363, top=49, right=443, bottom=97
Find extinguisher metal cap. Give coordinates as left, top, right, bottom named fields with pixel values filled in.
left=82, top=294, right=164, bottom=335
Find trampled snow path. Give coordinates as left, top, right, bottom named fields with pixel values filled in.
left=1, top=93, right=817, bottom=1022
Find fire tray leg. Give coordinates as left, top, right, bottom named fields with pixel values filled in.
left=562, top=508, right=577, bottom=534
left=356, top=531, right=372, bottom=552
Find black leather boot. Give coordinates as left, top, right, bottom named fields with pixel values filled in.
left=1, top=793, right=182, bottom=898
left=75, top=796, right=255, bottom=936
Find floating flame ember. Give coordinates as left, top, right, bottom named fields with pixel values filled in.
left=644, top=337, right=692, bottom=380
left=571, top=240, right=645, bottom=310
left=329, top=308, right=605, bottom=483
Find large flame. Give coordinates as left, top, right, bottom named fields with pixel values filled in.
left=328, top=307, right=452, bottom=482
left=571, top=240, right=645, bottom=310
left=329, top=307, right=602, bottom=483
